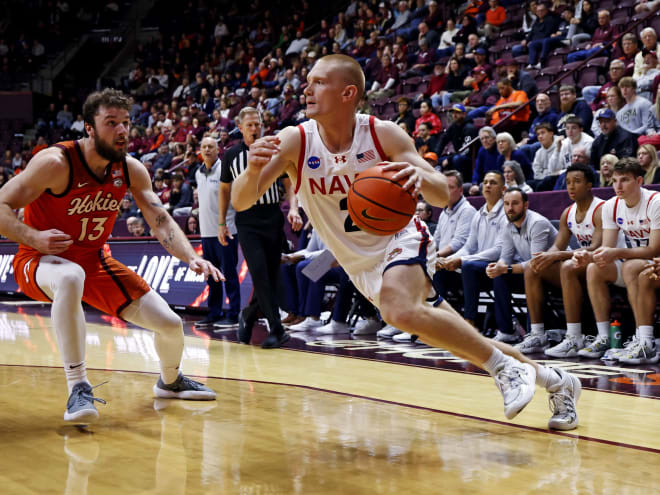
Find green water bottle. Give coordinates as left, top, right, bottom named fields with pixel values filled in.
left=609, top=320, right=622, bottom=348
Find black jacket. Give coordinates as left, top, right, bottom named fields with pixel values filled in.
left=591, top=126, right=638, bottom=170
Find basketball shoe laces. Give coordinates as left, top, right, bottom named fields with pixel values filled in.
left=494, top=364, right=526, bottom=405
left=548, top=391, right=575, bottom=421
left=70, top=381, right=108, bottom=409
left=162, top=374, right=208, bottom=391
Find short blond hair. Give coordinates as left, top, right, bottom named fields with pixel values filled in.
left=318, top=54, right=366, bottom=102
left=236, top=106, right=260, bottom=125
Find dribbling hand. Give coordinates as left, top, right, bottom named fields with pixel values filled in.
left=248, top=136, right=281, bottom=170
left=34, top=229, right=73, bottom=254
left=189, top=257, right=225, bottom=282
left=381, top=162, right=423, bottom=196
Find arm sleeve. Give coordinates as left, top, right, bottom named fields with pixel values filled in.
left=449, top=206, right=476, bottom=252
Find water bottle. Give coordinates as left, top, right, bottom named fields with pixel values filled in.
left=609, top=320, right=622, bottom=348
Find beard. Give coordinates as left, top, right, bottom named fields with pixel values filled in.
left=560, top=101, right=574, bottom=113
left=93, top=132, right=127, bottom=162
left=507, top=211, right=524, bottom=223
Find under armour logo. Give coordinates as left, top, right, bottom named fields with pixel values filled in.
left=334, top=155, right=347, bottom=163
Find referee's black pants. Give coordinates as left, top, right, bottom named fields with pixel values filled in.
left=236, top=204, right=285, bottom=335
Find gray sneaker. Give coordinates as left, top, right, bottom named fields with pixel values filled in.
left=547, top=368, right=581, bottom=431
left=514, top=332, right=549, bottom=354
left=153, top=374, right=217, bottom=400
left=64, top=382, right=106, bottom=423
left=577, top=335, right=610, bottom=358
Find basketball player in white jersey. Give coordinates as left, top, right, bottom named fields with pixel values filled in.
left=232, top=55, right=581, bottom=429
left=574, top=158, right=660, bottom=362
left=516, top=164, right=605, bottom=357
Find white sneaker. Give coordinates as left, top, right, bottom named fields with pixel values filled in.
left=545, top=334, right=584, bottom=358
left=316, top=320, right=351, bottom=334
left=577, top=335, right=610, bottom=358
left=618, top=339, right=659, bottom=365
left=600, top=337, right=637, bottom=362
left=392, top=331, right=418, bottom=343
left=493, top=359, right=536, bottom=420
left=514, top=332, right=549, bottom=354
left=288, top=317, right=323, bottom=332
left=377, top=324, right=402, bottom=338
left=547, top=368, right=581, bottom=431
left=352, top=318, right=381, bottom=335
left=493, top=330, right=521, bottom=344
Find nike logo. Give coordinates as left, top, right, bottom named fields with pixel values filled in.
left=361, top=209, right=388, bottom=222
left=69, top=363, right=83, bottom=369
left=78, top=182, right=88, bottom=188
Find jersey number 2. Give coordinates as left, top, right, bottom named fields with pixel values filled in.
left=78, top=217, right=107, bottom=241
left=339, top=198, right=361, bottom=233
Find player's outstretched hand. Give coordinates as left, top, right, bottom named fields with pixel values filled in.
left=189, top=257, right=225, bottom=282
left=248, top=136, right=281, bottom=169
left=381, top=161, right=423, bottom=196
left=34, top=229, right=73, bottom=254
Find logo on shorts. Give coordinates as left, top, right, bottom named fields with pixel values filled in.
left=307, top=156, right=321, bottom=169
left=23, top=258, right=32, bottom=283
left=387, top=248, right=403, bottom=262
left=617, top=217, right=623, bottom=225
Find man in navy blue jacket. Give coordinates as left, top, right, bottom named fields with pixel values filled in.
left=557, top=85, right=593, bottom=135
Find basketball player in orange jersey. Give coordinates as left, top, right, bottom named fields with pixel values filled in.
left=0, top=89, right=220, bottom=424
left=232, top=55, right=581, bottom=430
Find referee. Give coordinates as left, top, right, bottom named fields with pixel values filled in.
left=219, top=107, right=302, bottom=348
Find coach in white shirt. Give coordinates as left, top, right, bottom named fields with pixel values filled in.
left=432, top=170, right=476, bottom=298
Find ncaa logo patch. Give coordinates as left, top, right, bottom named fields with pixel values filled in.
left=307, top=156, right=321, bottom=169
left=617, top=217, right=623, bottom=225
left=567, top=221, right=572, bottom=229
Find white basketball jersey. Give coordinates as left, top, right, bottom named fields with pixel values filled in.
left=566, top=197, right=605, bottom=248
left=601, top=188, right=660, bottom=247
left=295, top=114, right=418, bottom=274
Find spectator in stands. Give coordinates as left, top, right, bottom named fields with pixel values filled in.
left=56, top=104, right=73, bottom=129
left=437, top=18, right=458, bottom=59
left=583, top=59, right=626, bottom=110
left=420, top=62, right=447, bottom=109
left=367, top=54, right=399, bottom=101
left=634, top=50, right=660, bottom=103
left=392, top=97, right=416, bottom=134
left=470, top=126, right=499, bottom=193
left=506, top=59, right=538, bottom=100
left=415, top=122, right=439, bottom=155
left=486, top=78, right=530, bottom=140
left=442, top=57, right=470, bottom=107
left=479, top=0, right=506, bottom=40
left=432, top=170, right=476, bottom=296
left=567, top=0, right=598, bottom=48
left=32, top=136, right=48, bottom=156
left=518, top=93, right=559, bottom=162
left=617, top=33, right=640, bottom=76
left=153, top=143, right=173, bottom=171
left=636, top=0, right=660, bottom=13
left=574, top=158, right=660, bottom=361
left=637, top=143, right=660, bottom=184
left=502, top=160, right=533, bottom=194
left=463, top=65, right=499, bottom=113
left=635, top=28, right=660, bottom=79
left=532, top=122, right=562, bottom=191
left=559, top=116, right=594, bottom=170
left=413, top=100, right=442, bottom=137
left=557, top=85, right=593, bottom=136
left=128, top=216, right=149, bottom=237
left=566, top=10, right=618, bottom=63
left=278, top=85, right=300, bottom=127
left=184, top=215, right=199, bottom=235
left=526, top=9, right=571, bottom=70
left=70, top=114, right=85, bottom=138
left=592, top=86, right=625, bottom=138
left=512, top=3, right=560, bottom=59
left=520, top=163, right=604, bottom=356
left=417, top=22, right=439, bottom=52
left=486, top=187, right=557, bottom=342
left=417, top=200, right=438, bottom=235
left=496, top=132, right=533, bottom=180
left=169, top=171, right=194, bottom=217
left=437, top=104, right=478, bottom=180
left=441, top=171, right=506, bottom=328
left=599, top=153, right=616, bottom=187
left=453, top=14, right=478, bottom=46
left=118, top=193, right=139, bottom=219
left=617, top=77, right=656, bottom=136
left=590, top=109, right=638, bottom=172
left=388, top=1, right=413, bottom=36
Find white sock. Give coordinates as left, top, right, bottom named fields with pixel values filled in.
left=536, top=365, right=562, bottom=390
left=566, top=323, right=582, bottom=337
left=596, top=321, right=610, bottom=339
left=530, top=323, right=545, bottom=335
left=639, top=325, right=655, bottom=344
left=64, top=361, right=90, bottom=394
left=482, top=347, right=509, bottom=375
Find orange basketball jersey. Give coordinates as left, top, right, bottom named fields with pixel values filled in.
left=18, top=140, right=129, bottom=266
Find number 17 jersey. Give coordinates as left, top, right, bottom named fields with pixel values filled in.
left=294, top=115, right=420, bottom=274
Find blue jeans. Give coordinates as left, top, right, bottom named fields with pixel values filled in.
left=512, top=43, right=527, bottom=58
left=467, top=105, right=490, bottom=121
left=282, top=260, right=345, bottom=317
left=202, top=236, right=241, bottom=319
left=527, top=36, right=565, bottom=65
left=491, top=273, right=526, bottom=334
left=566, top=46, right=608, bottom=64
left=461, top=260, right=492, bottom=322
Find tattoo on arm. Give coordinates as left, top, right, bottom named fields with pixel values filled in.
left=155, top=214, right=167, bottom=227
left=160, top=229, right=176, bottom=250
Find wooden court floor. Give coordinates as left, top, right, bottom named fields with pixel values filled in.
left=0, top=301, right=659, bottom=494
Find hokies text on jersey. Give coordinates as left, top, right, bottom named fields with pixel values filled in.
left=67, top=191, right=122, bottom=216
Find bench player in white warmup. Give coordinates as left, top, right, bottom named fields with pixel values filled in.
left=231, top=55, right=581, bottom=429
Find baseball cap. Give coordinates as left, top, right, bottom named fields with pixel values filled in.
left=424, top=152, right=438, bottom=161
left=596, top=108, right=617, bottom=120
left=450, top=103, right=466, bottom=113
left=472, top=65, right=487, bottom=75
left=474, top=47, right=487, bottom=55
left=642, top=48, right=658, bottom=58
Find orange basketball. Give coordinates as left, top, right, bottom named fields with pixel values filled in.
left=347, top=164, right=416, bottom=236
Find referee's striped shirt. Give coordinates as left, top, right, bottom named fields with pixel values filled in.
left=220, top=142, right=280, bottom=205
